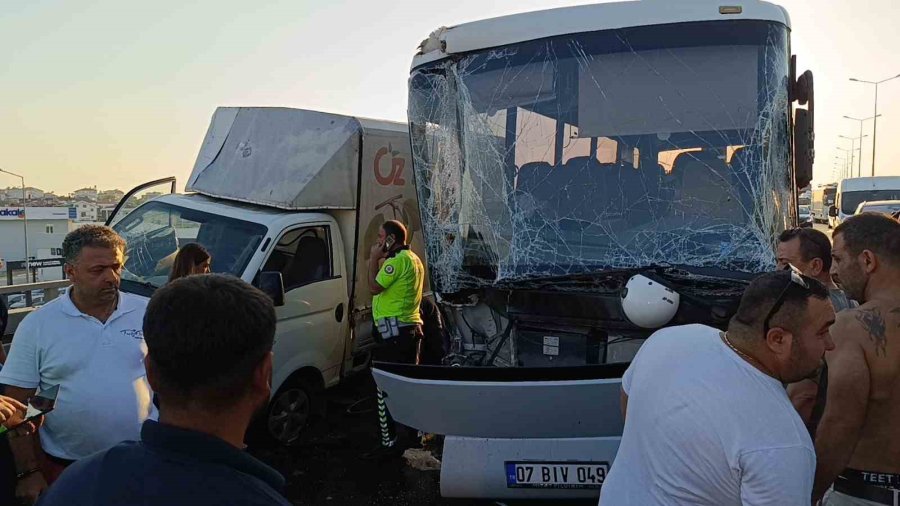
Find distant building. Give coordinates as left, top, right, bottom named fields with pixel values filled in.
left=129, top=191, right=163, bottom=208
left=97, top=204, right=118, bottom=224
left=98, top=189, right=124, bottom=203
left=0, top=207, right=74, bottom=268
left=72, top=201, right=99, bottom=222
left=4, top=187, right=46, bottom=202
left=72, top=187, right=99, bottom=201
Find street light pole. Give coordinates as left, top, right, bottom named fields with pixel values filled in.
left=0, top=168, right=29, bottom=274
left=839, top=134, right=868, bottom=178
left=836, top=150, right=852, bottom=180
left=850, top=74, right=900, bottom=176
left=840, top=137, right=855, bottom=176
left=843, top=114, right=880, bottom=177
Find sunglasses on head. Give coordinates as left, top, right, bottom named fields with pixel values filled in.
left=762, top=264, right=810, bottom=337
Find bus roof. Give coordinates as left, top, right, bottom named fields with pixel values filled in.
left=412, top=0, right=791, bottom=70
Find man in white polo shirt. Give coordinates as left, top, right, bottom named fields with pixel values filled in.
left=600, top=269, right=836, bottom=505
left=0, top=225, right=155, bottom=504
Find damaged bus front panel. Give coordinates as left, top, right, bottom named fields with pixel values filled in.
left=374, top=3, right=812, bottom=499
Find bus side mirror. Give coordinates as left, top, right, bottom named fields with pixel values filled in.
left=828, top=206, right=838, bottom=218
left=794, top=108, right=813, bottom=189
left=257, top=271, right=285, bottom=307
left=788, top=55, right=816, bottom=192
left=792, top=64, right=814, bottom=190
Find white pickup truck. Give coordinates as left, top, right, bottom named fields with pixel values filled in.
left=107, top=107, right=428, bottom=445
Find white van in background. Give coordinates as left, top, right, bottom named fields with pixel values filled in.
left=829, top=176, right=900, bottom=228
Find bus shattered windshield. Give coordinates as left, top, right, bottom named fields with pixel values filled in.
left=409, top=20, right=792, bottom=293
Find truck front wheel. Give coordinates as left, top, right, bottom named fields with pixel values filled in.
left=250, top=376, right=320, bottom=447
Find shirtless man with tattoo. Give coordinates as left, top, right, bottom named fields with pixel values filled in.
left=814, top=213, right=900, bottom=505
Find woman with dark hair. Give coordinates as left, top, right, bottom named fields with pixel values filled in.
left=154, top=243, right=213, bottom=413
left=169, top=243, right=211, bottom=282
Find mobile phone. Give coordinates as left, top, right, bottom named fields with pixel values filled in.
left=382, top=235, right=396, bottom=252
left=0, top=384, right=59, bottom=436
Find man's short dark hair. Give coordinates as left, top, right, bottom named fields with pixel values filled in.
left=382, top=220, right=408, bottom=245
left=778, top=227, right=833, bottom=271
left=732, top=270, right=829, bottom=335
left=834, top=213, right=900, bottom=267
left=144, top=274, right=276, bottom=411
left=62, top=225, right=126, bottom=265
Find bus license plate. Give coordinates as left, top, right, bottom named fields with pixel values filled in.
left=505, top=461, right=609, bottom=489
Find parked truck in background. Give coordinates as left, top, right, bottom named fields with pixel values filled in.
left=106, top=107, right=428, bottom=446
left=373, top=0, right=815, bottom=500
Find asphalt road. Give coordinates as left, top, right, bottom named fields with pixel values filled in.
left=813, top=220, right=833, bottom=238
left=250, top=373, right=598, bottom=506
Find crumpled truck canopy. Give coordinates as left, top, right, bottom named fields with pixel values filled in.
left=186, top=107, right=406, bottom=210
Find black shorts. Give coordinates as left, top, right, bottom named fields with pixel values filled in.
left=833, top=468, right=900, bottom=505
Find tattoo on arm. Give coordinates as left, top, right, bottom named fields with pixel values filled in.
left=855, top=308, right=888, bottom=357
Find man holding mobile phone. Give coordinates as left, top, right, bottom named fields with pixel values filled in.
left=0, top=393, right=41, bottom=504
left=365, top=220, right=425, bottom=459
left=0, top=226, right=155, bottom=505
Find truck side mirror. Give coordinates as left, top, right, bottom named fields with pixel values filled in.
left=257, top=271, right=285, bottom=307
left=828, top=206, right=838, bottom=218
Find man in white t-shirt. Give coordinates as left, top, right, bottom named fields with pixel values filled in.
left=600, top=269, right=836, bottom=506
left=0, top=225, right=156, bottom=504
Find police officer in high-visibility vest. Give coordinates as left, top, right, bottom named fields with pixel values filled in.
left=366, top=220, right=424, bottom=457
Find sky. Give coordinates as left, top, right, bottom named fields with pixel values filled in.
left=1, top=0, right=899, bottom=195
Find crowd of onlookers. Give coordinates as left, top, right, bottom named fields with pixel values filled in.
left=0, top=226, right=289, bottom=505
left=0, top=212, right=896, bottom=505
left=0, top=219, right=431, bottom=505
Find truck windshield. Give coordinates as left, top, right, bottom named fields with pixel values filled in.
left=112, top=201, right=266, bottom=295
left=410, top=20, right=792, bottom=292
left=843, top=190, right=900, bottom=215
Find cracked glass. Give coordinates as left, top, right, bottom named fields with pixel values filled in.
left=409, top=20, right=792, bottom=293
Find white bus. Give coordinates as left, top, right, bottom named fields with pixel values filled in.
left=376, top=0, right=816, bottom=500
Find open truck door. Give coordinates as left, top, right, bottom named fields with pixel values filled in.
left=105, top=177, right=178, bottom=227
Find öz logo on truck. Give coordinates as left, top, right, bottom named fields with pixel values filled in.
left=374, top=145, right=406, bottom=186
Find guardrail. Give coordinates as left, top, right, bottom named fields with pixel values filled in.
left=1, top=280, right=71, bottom=340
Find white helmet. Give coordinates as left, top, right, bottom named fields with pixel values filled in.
left=621, top=274, right=680, bottom=329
